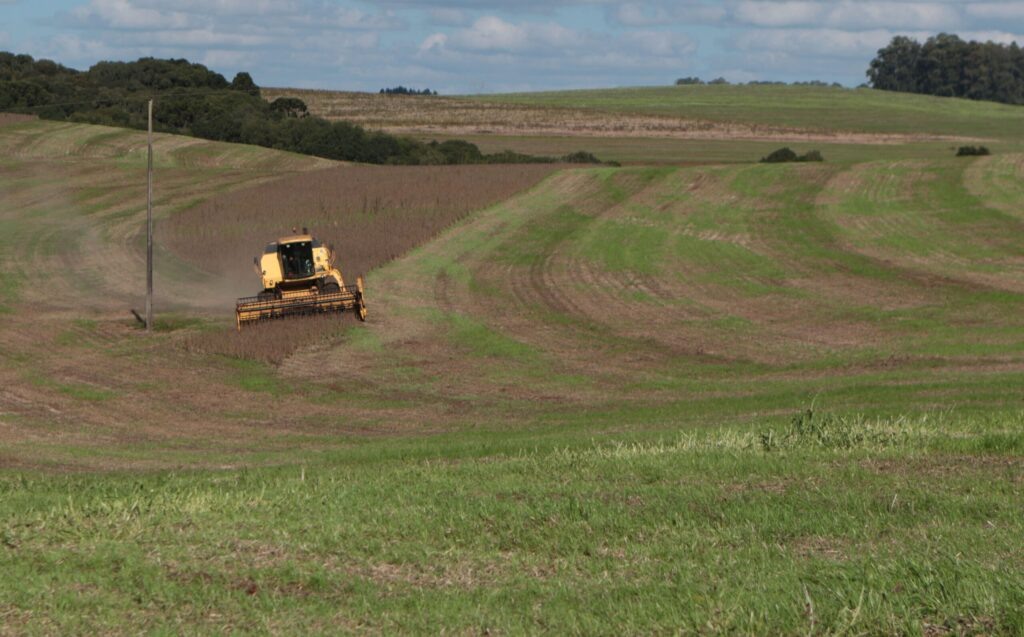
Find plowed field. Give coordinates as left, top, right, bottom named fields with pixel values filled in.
left=1, top=116, right=1022, bottom=634
left=1, top=119, right=1021, bottom=469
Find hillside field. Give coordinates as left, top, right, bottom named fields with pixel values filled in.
left=1, top=84, right=1023, bottom=635
left=264, top=84, right=1024, bottom=165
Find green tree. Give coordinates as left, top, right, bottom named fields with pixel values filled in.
left=229, top=72, right=260, bottom=96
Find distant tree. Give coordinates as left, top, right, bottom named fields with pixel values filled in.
left=432, top=139, right=483, bottom=164
left=0, top=52, right=603, bottom=166
left=230, top=71, right=260, bottom=96
left=867, top=33, right=1024, bottom=104
left=760, top=148, right=824, bottom=163
left=675, top=76, right=703, bottom=85
left=868, top=36, right=922, bottom=92
left=708, top=77, right=730, bottom=85
left=269, top=96, right=308, bottom=118
left=761, top=147, right=798, bottom=163
left=89, top=57, right=231, bottom=91
left=561, top=151, right=601, bottom=164
left=380, top=86, right=437, bottom=96
left=956, top=145, right=990, bottom=156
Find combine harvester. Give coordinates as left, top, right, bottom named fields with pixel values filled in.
left=235, top=229, right=367, bottom=329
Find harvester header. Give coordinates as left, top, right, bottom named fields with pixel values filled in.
left=235, top=230, right=367, bottom=329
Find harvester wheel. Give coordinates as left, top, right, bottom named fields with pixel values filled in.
left=257, top=291, right=275, bottom=301
left=323, top=282, right=340, bottom=294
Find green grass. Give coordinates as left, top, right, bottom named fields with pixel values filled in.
left=469, top=85, right=1024, bottom=140
left=444, top=312, right=539, bottom=361
left=225, top=358, right=290, bottom=395
left=24, top=371, right=117, bottom=403
left=0, top=272, right=18, bottom=314
left=1, top=409, right=1021, bottom=634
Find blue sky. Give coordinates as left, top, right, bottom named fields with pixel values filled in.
left=2, top=1, right=1023, bottom=93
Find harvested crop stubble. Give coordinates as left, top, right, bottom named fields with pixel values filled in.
left=164, top=164, right=558, bottom=280
left=166, top=163, right=556, bottom=364
left=184, top=314, right=349, bottom=364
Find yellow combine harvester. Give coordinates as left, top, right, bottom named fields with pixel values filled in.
left=235, top=229, right=367, bottom=329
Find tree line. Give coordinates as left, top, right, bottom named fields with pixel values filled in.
left=379, top=86, right=437, bottom=96
left=867, top=33, right=1024, bottom=104
left=0, top=52, right=599, bottom=165
left=675, top=77, right=842, bottom=88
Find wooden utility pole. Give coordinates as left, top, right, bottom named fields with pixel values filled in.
left=146, top=99, right=154, bottom=332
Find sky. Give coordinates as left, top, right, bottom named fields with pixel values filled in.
left=1, top=1, right=1023, bottom=93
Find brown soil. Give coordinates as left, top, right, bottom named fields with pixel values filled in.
left=163, top=163, right=558, bottom=284
left=0, top=113, right=37, bottom=127
left=861, top=455, right=1024, bottom=480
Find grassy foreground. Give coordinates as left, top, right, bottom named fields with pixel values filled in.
left=2, top=410, right=1021, bottom=634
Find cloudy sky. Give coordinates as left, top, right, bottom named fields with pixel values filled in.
left=2, top=1, right=1023, bottom=93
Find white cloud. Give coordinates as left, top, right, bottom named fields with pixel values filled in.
left=434, top=15, right=585, bottom=53
left=419, top=32, right=448, bottom=53
left=965, top=2, right=1024, bottom=21
left=735, top=28, right=903, bottom=57
left=732, top=1, right=824, bottom=27
left=732, top=1, right=962, bottom=30
left=619, top=30, right=696, bottom=57
left=611, top=2, right=726, bottom=26
left=958, top=29, right=1024, bottom=45
left=429, top=8, right=470, bottom=26
left=453, top=16, right=529, bottom=51
left=613, top=3, right=661, bottom=26
left=320, top=7, right=403, bottom=30
left=70, top=0, right=192, bottom=30
left=200, top=49, right=256, bottom=69
left=417, top=14, right=698, bottom=84
left=48, top=33, right=116, bottom=60
left=66, top=0, right=402, bottom=32
left=132, top=0, right=302, bottom=16
left=136, top=29, right=275, bottom=47
left=822, top=2, right=961, bottom=30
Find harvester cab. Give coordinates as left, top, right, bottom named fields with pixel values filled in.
left=278, top=240, right=315, bottom=280
left=235, top=230, right=367, bottom=329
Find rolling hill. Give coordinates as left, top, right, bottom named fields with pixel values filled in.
left=264, top=84, right=1024, bottom=165
left=1, top=91, right=1022, bottom=633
